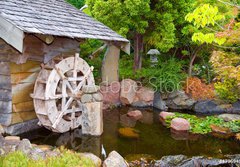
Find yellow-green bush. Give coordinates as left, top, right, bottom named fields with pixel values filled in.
left=214, top=79, right=240, bottom=103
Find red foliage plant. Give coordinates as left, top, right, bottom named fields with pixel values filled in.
left=184, top=77, right=215, bottom=100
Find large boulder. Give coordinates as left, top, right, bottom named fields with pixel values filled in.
left=100, top=82, right=121, bottom=108
left=120, top=79, right=138, bottom=105
left=103, top=151, right=129, bottom=167
left=135, top=87, right=154, bottom=102
left=131, top=87, right=154, bottom=107
left=170, top=118, right=190, bottom=131
left=193, top=100, right=227, bottom=114
left=166, top=91, right=196, bottom=110
left=153, top=92, right=168, bottom=111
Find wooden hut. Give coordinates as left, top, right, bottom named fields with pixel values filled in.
left=0, top=0, right=129, bottom=135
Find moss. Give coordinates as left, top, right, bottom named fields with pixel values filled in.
left=0, top=150, right=95, bottom=167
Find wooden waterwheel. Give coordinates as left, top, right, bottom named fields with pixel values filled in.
left=32, top=54, right=95, bottom=133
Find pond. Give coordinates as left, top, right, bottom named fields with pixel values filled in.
left=20, top=107, right=240, bottom=161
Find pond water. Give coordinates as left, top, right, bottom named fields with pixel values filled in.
left=21, top=107, right=240, bottom=161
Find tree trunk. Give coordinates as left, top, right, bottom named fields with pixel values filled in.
left=188, top=45, right=204, bottom=77
left=188, top=54, right=197, bottom=77
left=134, top=33, right=143, bottom=71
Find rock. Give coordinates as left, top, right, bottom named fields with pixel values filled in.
left=136, top=87, right=154, bottom=102
left=37, top=145, right=53, bottom=151
left=81, top=94, right=93, bottom=103
left=120, top=114, right=136, bottom=127
left=120, top=79, right=138, bottom=105
left=29, top=147, right=46, bottom=160
left=127, top=110, right=143, bottom=120
left=170, top=118, right=190, bottom=131
left=118, top=127, right=139, bottom=139
left=80, top=153, right=102, bottom=167
left=210, top=125, right=234, bottom=138
left=153, top=92, right=168, bottom=111
left=82, top=102, right=103, bottom=136
left=232, top=101, right=240, bottom=113
left=2, top=144, right=17, bottom=154
left=155, top=155, right=240, bottom=167
left=0, top=124, right=5, bottom=134
left=103, top=151, right=129, bottom=167
left=166, top=91, right=195, bottom=110
left=159, top=112, right=175, bottom=120
left=131, top=101, right=152, bottom=107
left=93, top=93, right=103, bottom=102
left=4, top=119, right=40, bottom=135
left=82, top=85, right=100, bottom=94
left=100, top=82, right=121, bottom=108
left=194, top=100, right=227, bottom=114
left=16, top=139, right=32, bottom=154
left=154, top=155, right=188, bottom=167
left=219, top=114, right=240, bottom=122
left=5, top=136, right=20, bottom=142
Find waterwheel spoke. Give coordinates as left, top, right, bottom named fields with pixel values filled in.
left=74, top=66, right=94, bottom=93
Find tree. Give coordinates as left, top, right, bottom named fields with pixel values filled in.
left=184, top=3, right=231, bottom=76
left=66, top=0, right=85, bottom=9
left=86, top=0, right=195, bottom=71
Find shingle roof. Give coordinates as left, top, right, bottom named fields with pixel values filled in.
left=0, top=0, right=129, bottom=43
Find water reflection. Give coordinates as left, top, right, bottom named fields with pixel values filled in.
left=21, top=107, right=240, bottom=160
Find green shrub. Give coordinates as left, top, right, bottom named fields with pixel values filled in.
left=119, top=56, right=186, bottom=92
left=0, top=150, right=95, bottom=167
left=80, top=39, right=105, bottom=83
left=214, top=78, right=240, bottom=103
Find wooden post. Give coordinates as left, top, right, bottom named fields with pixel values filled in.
left=102, top=45, right=120, bottom=85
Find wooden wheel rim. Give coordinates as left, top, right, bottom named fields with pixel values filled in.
left=33, top=55, right=95, bottom=133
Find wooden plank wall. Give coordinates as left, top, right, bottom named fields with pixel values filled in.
left=10, top=61, right=41, bottom=125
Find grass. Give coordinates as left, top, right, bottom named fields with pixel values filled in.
left=0, top=149, right=95, bottom=167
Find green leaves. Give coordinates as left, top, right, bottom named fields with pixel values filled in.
left=185, top=4, right=225, bottom=28
left=185, top=4, right=227, bottom=46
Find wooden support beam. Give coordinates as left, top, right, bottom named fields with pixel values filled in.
left=102, top=44, right=120, bottom=84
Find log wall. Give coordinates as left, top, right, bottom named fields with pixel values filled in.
left=0, top=39, right=41, bottom=126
